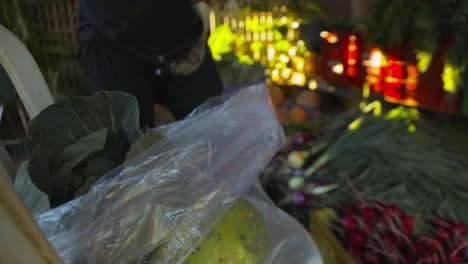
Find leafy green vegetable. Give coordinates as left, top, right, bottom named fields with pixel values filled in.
left=26, top=91, right=142, bottom=207
left=14, top=161, right=50, bottom=216
left=125, top=128, right=163, bottom=162
left=303, top=105, right=468, bottom=223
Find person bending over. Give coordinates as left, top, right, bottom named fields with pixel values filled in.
left=79, top=0, right=223, bottom=127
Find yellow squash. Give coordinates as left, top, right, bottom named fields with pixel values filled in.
left=183, top=198, right=268, bottom=264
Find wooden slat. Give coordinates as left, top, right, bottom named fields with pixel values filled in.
left=0, top=167, right=62, bottom=264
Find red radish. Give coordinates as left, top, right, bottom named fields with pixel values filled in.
left=362, top=221, right=375, bottom=234
left=348, top=247, right=364, bottom=260
left=451, top=254, right=461, bottom=264
left=418, top=253, right=440, bottom=264
left=431, top=218, right=453, bottom=228
left=423, top=237, right=442, bottom=251
left=436, top=229, right=451, bottom=241
left=404, top=254, right=416, bottom=263
left=386, top=204, right=399, bottom=213
left=381, top=234, right=395, bottom=246
left=361, top=206, right=377, bottom=220
left=381, top=233, right=393, bottom=242
left=349, top=231, right=366, bottom=247
left=335, top=202, right=468, bottom=264
left=431, top=253, right=441, bottom=263
left=392, top=233, right=410, bottom=248
left=341, top=216, right=358, bottom=230
left=413, top=243, right=427, bottom=256
left=451, top=224, right=468, bottom=236
left=363, top=251, right=379, bottom=263
left=449, top=239, right=467, bottom=257
left=402, top=227, right=413, bottom=237
left=344, top=206, right=355, bottom=216
left=380, top=218, right=393, bottom=229
left=417, top=257, right=433, bottom=264
left=402, top=216, right=416, bottom=229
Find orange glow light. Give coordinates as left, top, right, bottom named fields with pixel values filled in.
left=368, top=49, right=383, bottom=68
left=320, top=31, right=339, bottom=44
left=332, top=63, right=344, bottom=75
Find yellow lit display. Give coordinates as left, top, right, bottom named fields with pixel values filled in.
left=308, top=79, right=318, bottom=90
left=416, top=51, right=432, bottom=73
left=208, top=6, right=317, bottom=87
left=281, top=68, right=292, bottom=80
left=267, top=45, right=275, bottom=61
left=293, top=57, right=305, bottom=72
left=290, top=72, right=306, bottom=86
left=279, top=54, right=290, bottom=64
left=271, top=69, right=280, bottom=82
left=208, top=24, right=235, bottom=61
left=442, top=64, right=460, bottom=94
left=288, top=47, right=297, bottom=58
left=291, top=21, right=300, bottom=29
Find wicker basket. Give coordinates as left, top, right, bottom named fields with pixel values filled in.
left=22, top=0, right=83, bottom=98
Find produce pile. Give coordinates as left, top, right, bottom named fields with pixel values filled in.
left=331, top=201, right=468, bottom=263
left=262, top=101, right=468, bottom=263
left=268, top=84, right=322, bottom=125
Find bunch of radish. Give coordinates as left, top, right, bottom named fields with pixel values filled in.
left=334, top=202, right=468, bottom=264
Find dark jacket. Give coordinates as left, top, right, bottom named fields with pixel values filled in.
left=79, top=0, right=203, bottom=59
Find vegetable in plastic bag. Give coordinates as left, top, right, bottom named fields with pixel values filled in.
left=35, top=84, right=323, bottom=264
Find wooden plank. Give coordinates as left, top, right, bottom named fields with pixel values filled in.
left=0, top=168, right=62, bottom=264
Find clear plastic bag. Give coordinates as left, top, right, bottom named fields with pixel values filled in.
left=35, top=84, right=322, bottom=264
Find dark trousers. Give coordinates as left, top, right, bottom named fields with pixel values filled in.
left=79, top=29, right=223, bottom=128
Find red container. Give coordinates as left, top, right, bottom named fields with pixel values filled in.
left=321, top=31, right=364, bottom=88
left=381, top=44, right=416, bottom=105
left=364, top=40, right=463, bottom=113
left=414, top=39, right=462, bottom=113
left=363, top=48, right=385, bottom=94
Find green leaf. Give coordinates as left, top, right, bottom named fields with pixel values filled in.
left=51, top=128, right=108, bottom=202
left=301, top=106, right=468, bottom=224
left=55, top=128, right=108, bottom=170
left=74, top=157, right=121, bottom=197
left=125, top=128, right=164, bottom=162
left=84, top=157, right=121, bottom=178
left=28, top=128, right=107, bottom=206
left=26, top=91, right=142, bottom=207
left=14, top=161, right=50, bottom=216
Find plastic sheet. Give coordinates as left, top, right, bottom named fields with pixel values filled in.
left=35, top=84, right=322, bottom=264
